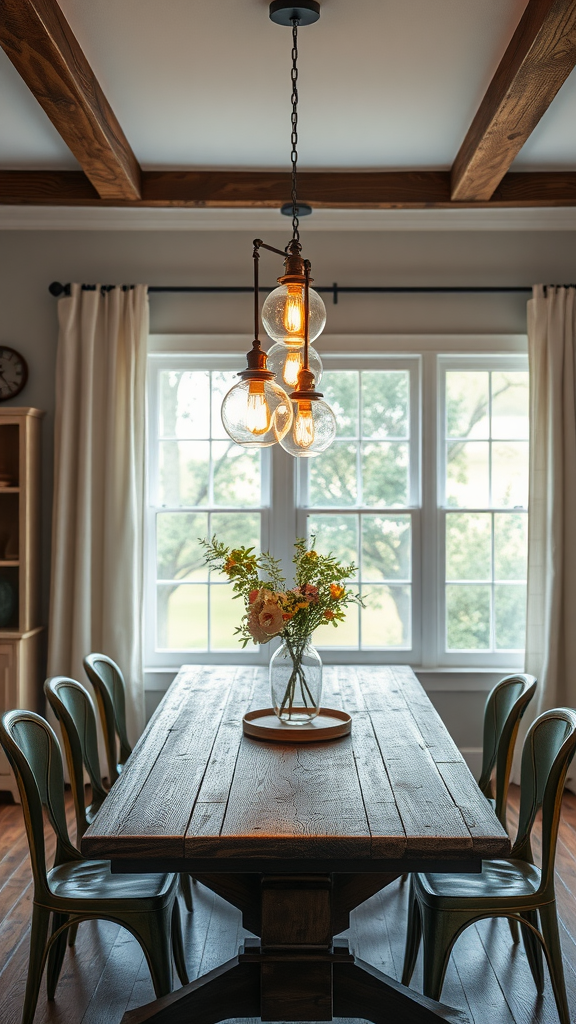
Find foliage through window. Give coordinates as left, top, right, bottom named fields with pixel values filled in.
left=299, top=368, right=416, bottom=649
left=441, top=366, right=529, bottom=654
left=146, top=350, right=528, bottom=668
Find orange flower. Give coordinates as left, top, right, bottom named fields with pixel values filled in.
left=282, top=612, right=293, bottom=621
left=324, top=609, right=335, bottom=620
left=330, top=584, right=345, bottom=600
left=223, top=558, right=236, bottom=574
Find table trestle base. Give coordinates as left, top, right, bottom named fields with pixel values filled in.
left=121, top=872, right=471, bottom=1024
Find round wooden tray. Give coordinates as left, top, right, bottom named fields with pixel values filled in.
left=242, top=707, right=351, bottom=743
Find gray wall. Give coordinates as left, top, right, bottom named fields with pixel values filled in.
left=0, top=224, right=570, bottom=766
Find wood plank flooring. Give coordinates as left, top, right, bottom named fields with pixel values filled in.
left=1, top=786, right=576, bottom=1024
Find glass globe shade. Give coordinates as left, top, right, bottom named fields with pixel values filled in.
left=279, top=397, right=336, bottom=458
left=262, top=283, right=327, bottom=346
left=266, top=342, right=323, bottom=391
left=221, top=378, right=292, bottom=448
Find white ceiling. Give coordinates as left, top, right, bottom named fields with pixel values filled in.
left=1, top=0, right=575, bottom=172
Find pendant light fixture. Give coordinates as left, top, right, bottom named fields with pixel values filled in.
left=220, top=0, right=336, bottom=458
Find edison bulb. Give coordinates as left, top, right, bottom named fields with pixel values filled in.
left=262, top=284, right=327, bottom=346
left=266, top=342, right=323, bottom=391
left=280, top=397, right=336, bottom=458
left=246, top=381, right=271, bottom=434
left=221, top=378, right=292, bottom=448
left=283, top=284, right=305, bottom=335
left=293, top=400, right=316, bottom=448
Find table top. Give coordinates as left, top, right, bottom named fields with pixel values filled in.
left=82, top=665, right=510, bottom=870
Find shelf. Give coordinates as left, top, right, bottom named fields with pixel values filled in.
left=0, top=561, right=19, bottom=567
left=0, top=487, right=19, bottom=493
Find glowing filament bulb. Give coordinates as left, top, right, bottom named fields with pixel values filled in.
left=246, top=380, right=271, bottom=435
left=293, top=400, right=315, bottom=449
left=283, top=284, right=305, bottom=338
left=283, top=349, right=303, bottom=387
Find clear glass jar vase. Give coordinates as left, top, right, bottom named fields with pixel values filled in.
left=269, top=638, right=322, bottom=725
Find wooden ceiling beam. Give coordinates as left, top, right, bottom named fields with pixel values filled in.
left=1, top=169, right=576, bottom=208
left=0, top=0, right=141, bottom=201
left=451, top=0, right=576, bottom=202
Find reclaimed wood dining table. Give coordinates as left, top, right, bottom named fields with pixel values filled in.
left=82, top=664, right=511, bottom=1024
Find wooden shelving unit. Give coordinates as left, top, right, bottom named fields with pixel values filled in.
left=0, top=407, right=45, bottom=800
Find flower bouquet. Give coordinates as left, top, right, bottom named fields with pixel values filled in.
left=201, top=537, right=361, bottom=724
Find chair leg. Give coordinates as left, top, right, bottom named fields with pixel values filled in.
left=129, top=908, right=175, bottom=998
left=47, top=912, right=69, bottom=1000
left=401, top=880, right=422, bottom=986
left=538, top=901, right=570, bottom=1024
left=21, top=904, right=51, bottom=1024
left=421, top=906, right=462, bottom=1003
left=507, top=916, right=520, bottom=943
left=180, top=873, right=194, bottom=913
left=171, top=899, right=189, bottom=986
left=520, top=909, right=544, bottom=993
left=68, top=922, right=79, bottom=947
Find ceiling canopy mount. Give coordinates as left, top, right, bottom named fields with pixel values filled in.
left=269, top=1, right=320, bottom=27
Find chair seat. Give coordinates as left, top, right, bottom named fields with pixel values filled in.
left=48, top=860, right=177, bottom=911
left=416, top=858, right=541, bottom=907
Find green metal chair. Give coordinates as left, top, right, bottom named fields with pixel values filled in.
left=477, top=672, right=537, bottom=831
left=83, top=652, right=132, bottom=785
left=0, top=709, right=188, bottom=1024
left=44, top=676, right=108, bottom=840
left=82, top=653, right=195, bottom=914
left=401, top=707, right=576, bottom=1024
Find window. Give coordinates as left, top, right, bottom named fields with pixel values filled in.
left=439, top=359, right=529, bottom=665
left=297, top=362, right=419, bottom=656
left=146, top=342, right=528, bottom=670
left=146, top=357, right=269, bottom=662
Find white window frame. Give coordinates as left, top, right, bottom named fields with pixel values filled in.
left=145, top=334, right=528, bottom=672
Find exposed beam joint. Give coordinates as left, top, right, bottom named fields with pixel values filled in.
left=452, top=0, right=576, bottom=202
left=0, top=0, right=141, bottom=201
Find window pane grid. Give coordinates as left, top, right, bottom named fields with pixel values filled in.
left=443, top=367, right=528, bottom=654
left=304, top=368, right=414, bottom=652
left=152, top=369, right=265, bottom=654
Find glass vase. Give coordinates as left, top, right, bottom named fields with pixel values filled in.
left=269, top=638, right=322, bottom=725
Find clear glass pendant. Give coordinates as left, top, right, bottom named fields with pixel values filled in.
left=221, top=377, right=292, bottom=448
left=279, top=395, right=336, bottom=458
left=266, top=342, right=323, bottom=391
left=262, top=283, right=326, bottom=346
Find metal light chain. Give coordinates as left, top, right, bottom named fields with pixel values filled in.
left=290, top=16, right=300, bottom=244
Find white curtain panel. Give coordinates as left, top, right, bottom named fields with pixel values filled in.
left=48, top=284, right=148, bottom=745
left=513, top=284, right=576, bottom=788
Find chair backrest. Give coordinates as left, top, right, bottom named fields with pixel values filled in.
left=44, top=676, right=108, bottom=838
left=83, top=653, right=132, bottom=783
left=0, top=710, right=81, bottom=901
left=478, top=673, right=537, bottom=827
left=511, top=708, right=576, bottom=897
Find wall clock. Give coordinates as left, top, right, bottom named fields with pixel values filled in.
left=0, top=346, right=28, bottom=402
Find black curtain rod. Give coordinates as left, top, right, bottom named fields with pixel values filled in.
left=48, top=280, right=536, bottom=305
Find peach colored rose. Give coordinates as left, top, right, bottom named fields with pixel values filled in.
left=247, top=608, right=270, bottom=643
left=258, top=602, right=284, bottom=635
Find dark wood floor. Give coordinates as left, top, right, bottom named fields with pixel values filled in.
left=1, top=786, right=576, bottom=1024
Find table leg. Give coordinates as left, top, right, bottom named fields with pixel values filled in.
left=121, top=873, right=472, bottom=1024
